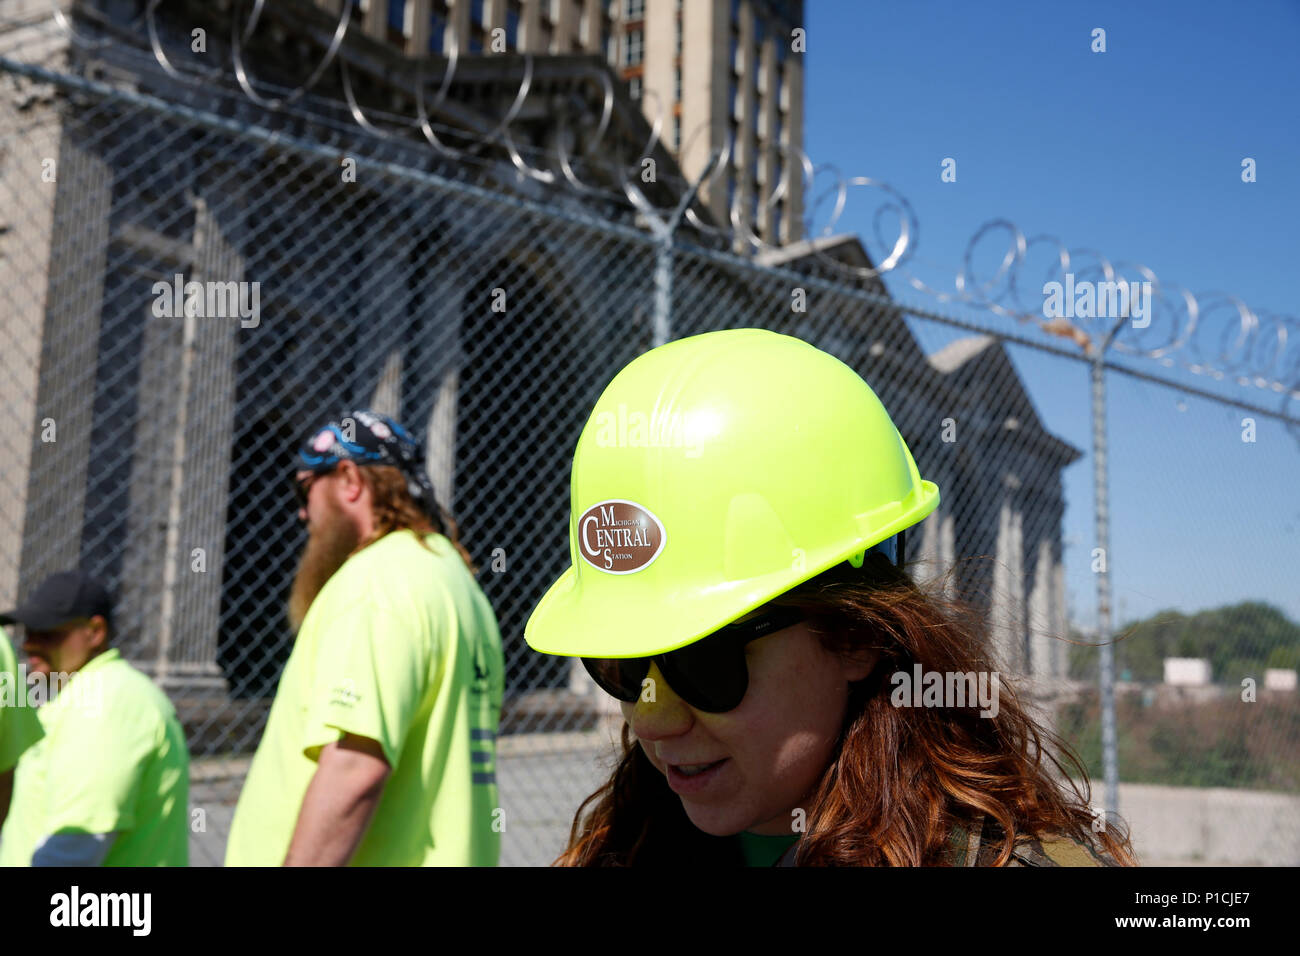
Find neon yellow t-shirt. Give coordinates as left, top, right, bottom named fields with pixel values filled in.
left=225, top=530, right=505, bottom=866
left=0, top=647, right=190, bottom=866
left=0, top=627, right=44, bottom=773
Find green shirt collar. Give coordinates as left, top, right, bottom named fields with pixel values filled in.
left=735, top=830, right=800, bottom=867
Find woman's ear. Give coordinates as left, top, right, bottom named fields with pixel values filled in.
left=841, top=647, right=880, bottom=683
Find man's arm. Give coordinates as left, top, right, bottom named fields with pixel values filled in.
left=31, top=832, right=118, bottom=866
left=283, top=733, right=390, bottom=867
left=0, top=767, right=12, bottom=831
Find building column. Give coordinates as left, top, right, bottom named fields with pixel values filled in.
left=406, top=0, right=433, bottom=54
left=913, top=500, right=956, bottom=598
left=521, top=0, right=542, bottom=50
left=990, top=477, right=1027, bottom=674
left=371, top=350, right=405, bottom=417
left=125, top=194, right=243, bottom=692
left=421, top=275, right=466, bottom=515
left=0, top=67, right=66, bottom=608
left=362, top=0, right=387, bottom=39
left=1027, top=535, right=1055, bottom=678
left=553, top=0, right=578, bottom=53
left=484, top=0, right=506, bottom=47
left=15, top=97, right=112, bottom=592
left=449, top=0, right=473, bottom=53
left=581, top=0, right=605, bottom=53
left=917, top=507, right=940, bottom=574
left=781, top=21, right=804, bottom=243
left=1026, top=527, right=1072, bottom=739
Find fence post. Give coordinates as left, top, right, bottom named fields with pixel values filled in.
left=627, top=148, right=723, bottom=348
left=1092, top=307, right=1136, bottom=824
left=1090, top=352, right=1120, bottom=821
left=653, top=231, right=672, bottom=347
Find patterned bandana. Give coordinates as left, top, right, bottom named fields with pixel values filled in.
left=296, top=409, right=441, bottom=523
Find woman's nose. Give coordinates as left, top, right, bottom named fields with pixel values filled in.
left=623, top=661, right=694, bottom=741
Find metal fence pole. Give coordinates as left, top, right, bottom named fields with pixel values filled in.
left=1090, top=352, right=1120, bottom=820
left=1091, top=307, right=1136, bottom=822
left=625, top=151, right=722, bottom=348
left=652, top=231, right=672, bottom=348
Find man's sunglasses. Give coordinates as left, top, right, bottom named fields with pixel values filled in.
left=291, top=467, right=334, bottom=513
left=581, top=605, right=805, bottom=713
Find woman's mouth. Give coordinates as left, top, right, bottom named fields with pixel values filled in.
left=666, top=758, right=728, bottom=793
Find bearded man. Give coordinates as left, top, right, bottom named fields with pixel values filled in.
left=225, top=410, right=504, bottom=866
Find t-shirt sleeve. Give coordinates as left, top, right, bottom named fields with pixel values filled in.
left=302, top=601, right=436, bottom=768
left=0, top=632, right=45, bottom=772
left=40, top=695, right=157, bottom=836
left=0, top=702, right=44, bottom=773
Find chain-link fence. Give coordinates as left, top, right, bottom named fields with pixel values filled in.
left=2, top=16, right=1297, bottom=866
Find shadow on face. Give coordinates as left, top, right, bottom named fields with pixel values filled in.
left=22, top=616, right=107, bottom=677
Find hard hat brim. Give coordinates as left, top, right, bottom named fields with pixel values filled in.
left=524, top=480, right=939, bottom=659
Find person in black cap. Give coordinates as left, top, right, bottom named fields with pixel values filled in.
left=226, top=410, right=505, bottom=866
left=0, top=572, right=106, bottom=838
left=0, top=571, right=189, bottom=866
left=0, top=571, right=113, bottom=683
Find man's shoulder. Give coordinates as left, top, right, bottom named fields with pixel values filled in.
left=341, top=531, right=480, bottom=601
left=310, top=531, right=477, bottom=630
left=340, top=530, right=458, bottom=580
left=84, top=655, right=181, bottom=729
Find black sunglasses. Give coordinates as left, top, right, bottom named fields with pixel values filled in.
left=581, top=605, right=806, bottom=713
left=291, top=467, right=334, bottom=513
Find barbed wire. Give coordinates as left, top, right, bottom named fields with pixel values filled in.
left=16, top=0, right=1298, bottom=404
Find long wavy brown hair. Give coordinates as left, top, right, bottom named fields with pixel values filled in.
left=556, top=552, right=1138, bottom=866
left=358, top=465, right=476, bottom=572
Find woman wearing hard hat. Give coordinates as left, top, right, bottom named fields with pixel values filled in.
left=525, top=328, right=1136, bottom=867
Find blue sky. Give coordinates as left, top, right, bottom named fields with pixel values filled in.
left=803, top=0, right=1300, bottom=627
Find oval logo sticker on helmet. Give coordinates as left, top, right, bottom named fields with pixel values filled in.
left=577, top=499, right=667, bottom=574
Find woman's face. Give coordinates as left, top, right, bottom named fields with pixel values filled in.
left=620, top=621, right=876, bottom=837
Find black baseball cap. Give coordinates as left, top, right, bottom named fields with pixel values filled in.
left=0, top=570, right=113, bottom=632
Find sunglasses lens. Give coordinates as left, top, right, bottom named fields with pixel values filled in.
left=581, top=657, right=649, bottom=703
left=660, top=637, right=748, bottom=713
left=661, top=607, right=804, bottom=712
left=583, top=609, right=803, bottom=713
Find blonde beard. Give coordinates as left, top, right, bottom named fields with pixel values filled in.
left=287, top=499, right=363, bottom=634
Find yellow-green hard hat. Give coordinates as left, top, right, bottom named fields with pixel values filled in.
left=524, top=328, right=939, bottom=658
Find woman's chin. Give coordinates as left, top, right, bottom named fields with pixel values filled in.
left=681, top=802, right=749, bottom=838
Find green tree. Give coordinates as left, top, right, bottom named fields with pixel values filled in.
left=1101, top=602, right=1299, bottom=684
